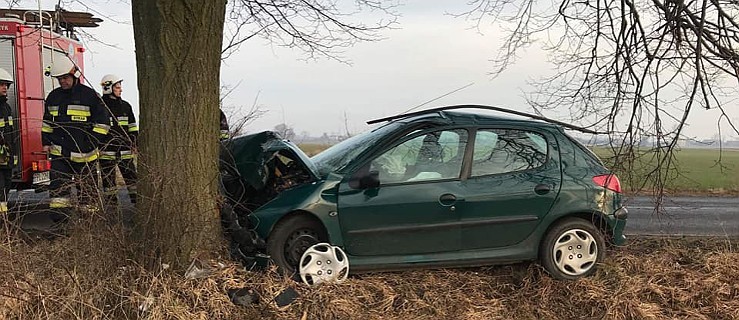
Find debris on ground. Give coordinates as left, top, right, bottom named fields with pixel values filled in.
left=274, top=287, right=299, bottom=308
left=228, top=287, right=259, bottom=307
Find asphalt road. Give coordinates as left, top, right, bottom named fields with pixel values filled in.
left=7, top=191, right=739, bottom=237
left=623, top=195, right=739, bottom=237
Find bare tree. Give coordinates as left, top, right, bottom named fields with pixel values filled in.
left=130, top=0, right=395, bottom=270
left=462, top=0, right=739, bottom=197
left=274, top=123, right=296, bottom=140
left=132, top=0, right=227, bottom=270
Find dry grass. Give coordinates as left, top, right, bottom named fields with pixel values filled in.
left=0, top=219, right=737, bottom=319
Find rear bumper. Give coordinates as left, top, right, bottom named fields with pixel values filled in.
left=608, top=206, right=628, bottom=246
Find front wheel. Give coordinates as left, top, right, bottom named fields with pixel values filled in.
left=540, top=218, right=605, bottom=280
left=266, top=214, right=328, bottom=275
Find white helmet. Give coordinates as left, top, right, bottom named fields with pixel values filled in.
left=45, top=58, right=80, bottom=78
left=100, top=74, right=123, bottom=94
left=0, top=68, right=12, bottom=85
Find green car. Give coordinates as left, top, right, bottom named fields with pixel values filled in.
left=220, top=106, right=627, bottom=280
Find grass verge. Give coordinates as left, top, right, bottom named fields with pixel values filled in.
left=1, top=218, right=737, bottom=320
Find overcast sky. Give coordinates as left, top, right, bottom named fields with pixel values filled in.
left=10, top=0, right=739, bottom=139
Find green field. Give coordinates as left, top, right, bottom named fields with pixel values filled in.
left=300, top=143, right=738, bottom=194
left=298, top=143, right=332, bottom=157
left=594, top=148, right=739, bottom=194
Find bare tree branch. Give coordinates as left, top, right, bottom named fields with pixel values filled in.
left=4, top=0, right=21, bottom=8
left=464, top=0, right=739, bottom=197
left=221, top=84, right=267, bottom=136
left=223, top=0, right=400, bottom=62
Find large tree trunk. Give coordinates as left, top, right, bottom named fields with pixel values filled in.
left=131, top=0, right=227, bottom=270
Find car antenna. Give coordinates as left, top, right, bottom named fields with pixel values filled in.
left=398, top=82, right=475, bottom=115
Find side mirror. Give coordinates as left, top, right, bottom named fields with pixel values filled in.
left=359, top=170, right=380, bottom=189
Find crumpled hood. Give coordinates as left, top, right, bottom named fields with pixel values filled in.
left=224, top=131, right=319, bottom=191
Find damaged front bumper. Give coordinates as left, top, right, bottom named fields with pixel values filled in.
left=219, top=131, right=320, bottom=269
left=220, top=202, right=271, bottom=269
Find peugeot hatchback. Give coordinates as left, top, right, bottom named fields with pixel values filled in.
left=220, top=105, right=628, bottom=280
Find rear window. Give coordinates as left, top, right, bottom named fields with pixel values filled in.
left=471, top=129, right=548, bottom=176
left=564, top=132, right=605, bottom=168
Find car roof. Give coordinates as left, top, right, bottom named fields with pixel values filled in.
left=439, top=110, right=560, bottom=128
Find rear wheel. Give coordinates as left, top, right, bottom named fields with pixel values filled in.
left=267, top=214, right=328, bottom=275
left=540, top=218, right=605, bottom=280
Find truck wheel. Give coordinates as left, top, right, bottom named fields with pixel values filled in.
left=267, top=214, right=328, bottom=275
left=540, top=218, right=605, bottom=280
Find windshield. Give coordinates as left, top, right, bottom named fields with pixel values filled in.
left=312, top=122, right=402, bottom=176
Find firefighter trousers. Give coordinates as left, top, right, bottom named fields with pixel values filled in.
left=100, top=155, right=137, bottom=205
left=0, top=169, right=11, bottom=214
left=49, top=157, right=99, bottom=219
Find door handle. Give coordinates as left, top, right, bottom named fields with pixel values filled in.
left=534, top=184, right=551, bottom=195
left=439, top=193, right=456, bottom=206
left=439, top=193, right=464, bottom=206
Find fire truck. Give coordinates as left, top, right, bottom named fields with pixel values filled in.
left=0, top=8, right=101, bottom=190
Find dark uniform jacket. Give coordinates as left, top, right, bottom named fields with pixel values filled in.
left=220, top=109, right=229, bottom=140
left=42, top=84, right=110, bottom=162
left=102, top=94, right=138, bottom=151
left=0, top=96, right=14, bottom=168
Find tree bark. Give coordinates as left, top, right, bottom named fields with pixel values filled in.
left=131, top=0, right=227, bottom=270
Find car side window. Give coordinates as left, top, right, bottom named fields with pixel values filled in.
left=471, top=129, right=548, bottom=176
left=371, top=129, right=468, bottom=184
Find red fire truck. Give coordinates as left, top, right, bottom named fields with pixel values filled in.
left=0, top=9, right=100, bottom=190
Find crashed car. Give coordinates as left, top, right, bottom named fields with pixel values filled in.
left=219, top=105, right=627, bottom=280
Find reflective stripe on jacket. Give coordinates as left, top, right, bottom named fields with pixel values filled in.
left=43, top=84, right=110, bottom=158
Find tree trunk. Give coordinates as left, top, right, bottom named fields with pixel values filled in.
left=131, top=0, right=227, bottom=270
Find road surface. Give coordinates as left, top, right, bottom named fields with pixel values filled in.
left=623, top=195, right=739, bottom=236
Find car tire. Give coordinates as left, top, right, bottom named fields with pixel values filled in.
left=540, top=218, right=605, bottom=280
left=267, top=214, right=328, bottom=275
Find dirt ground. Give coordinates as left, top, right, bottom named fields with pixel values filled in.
left=0, top=218, right=736, bottom=320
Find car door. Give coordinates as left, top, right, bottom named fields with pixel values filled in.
left=457, top=127, right=561, bottom=249
left=336, top=128, right=469, bottom=256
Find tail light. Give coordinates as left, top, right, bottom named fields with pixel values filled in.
left=593, top=174, right=622, bottom=193
left=32, top=160, right=51, bottom=171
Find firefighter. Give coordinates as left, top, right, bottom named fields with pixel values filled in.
left=42, top=58, right=110, bottom=219
left=99, top=74, right=138, bottom=206
left=220, top=109, right=229, bottom=140
left=0, top=68, right=16, bottom=215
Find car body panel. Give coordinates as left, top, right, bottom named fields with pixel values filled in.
left=456, top=126, right=562, bottom=249
left=337, top=179, right=465, bottom=256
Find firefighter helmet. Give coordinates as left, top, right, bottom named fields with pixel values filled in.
left=100, top=74, right=123, bottom=94
left=45, top=58, right=80, bottom=78
left=0, top=68, right=12, bottom=85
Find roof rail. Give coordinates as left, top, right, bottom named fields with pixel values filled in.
left=366, top=104, right=605, bottom=134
